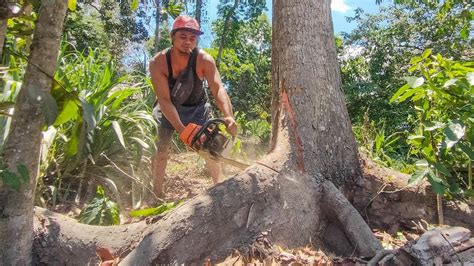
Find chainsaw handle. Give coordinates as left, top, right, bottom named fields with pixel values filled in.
left=190, top=118, right=227, bottom=148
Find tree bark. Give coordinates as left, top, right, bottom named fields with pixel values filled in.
left=0, top=1, right=68, bottom=264
left=33, top=207, right=148, bottom=265
left=153, top=0, right=161, bottom=54
left=271, top=0, right=361, bottom=190
left=195, top=0, right=203, bottom=24
left=215, top=0, right=239, bottom=70
left=0, top=18, right=7, bottom=58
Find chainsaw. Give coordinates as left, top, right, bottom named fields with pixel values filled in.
left=190, top=118, right=250, bottom=170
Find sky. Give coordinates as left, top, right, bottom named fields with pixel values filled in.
left=198, top=0, right=382, bottom=47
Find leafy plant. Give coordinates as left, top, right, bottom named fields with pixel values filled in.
left=38, top=44, right=157, bottom=206
left=235, top=111, right=271, bottom=143
left=342, top=1, right=472, bottom=136
left=391, top=50, right=473, bottom=197
left=0, top=164, right=30, bottom=192
left=78, top=186, right=120, bottom=225
left=353, top=112, right=411, bottom=171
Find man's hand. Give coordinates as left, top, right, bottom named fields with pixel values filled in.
left=179, top=123, right=202, bottom=149
left=224, top=116, right=237, bottom=137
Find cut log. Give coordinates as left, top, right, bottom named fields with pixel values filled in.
left=381, top=226, right=474, bottom=265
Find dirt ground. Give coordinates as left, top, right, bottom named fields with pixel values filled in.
left=159, top=151, right=244, bottom=203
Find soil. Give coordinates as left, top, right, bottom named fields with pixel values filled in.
left=159, top=152, right=243, bottom=203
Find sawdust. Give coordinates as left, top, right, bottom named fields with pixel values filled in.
left=160, top=151, right=246, bottom=203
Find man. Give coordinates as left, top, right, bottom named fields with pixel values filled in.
left=149, top=15, right=237, bottom=198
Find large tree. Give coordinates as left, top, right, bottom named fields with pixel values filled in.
left=0, top=1, right=68, bottom=264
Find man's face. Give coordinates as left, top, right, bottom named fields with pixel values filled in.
left=172, top=30, right=198, bottom=54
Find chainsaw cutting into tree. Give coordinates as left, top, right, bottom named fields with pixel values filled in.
left=179, top=118, right=250, bottom=170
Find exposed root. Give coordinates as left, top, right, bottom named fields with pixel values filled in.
left=367, top=249, right=395, bottom=266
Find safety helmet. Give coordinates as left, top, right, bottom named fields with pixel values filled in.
left=172, top=15, right=204, bottom=35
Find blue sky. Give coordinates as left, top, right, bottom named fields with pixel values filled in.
left=198, top=0, right=382, bottom=47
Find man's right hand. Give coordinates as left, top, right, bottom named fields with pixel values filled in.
left=224, top=116, right=237, bottom=137
left=179, top=123, right=202, bottom=150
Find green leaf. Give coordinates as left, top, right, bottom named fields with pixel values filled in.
left=447, top=177, right=460, bottom=194
left=96, top=186, right=105, bottom=198
left=408, top=167, right=429, bottom=186
left=399, top=87, right=422, bottom=102
left=66, top=123, right=80, bottom=156
left=390, top=84, right=410, bottom=103
left=408, top=134, right=425, bottom=147
left=424, top=121, right=443, bottom=131
left=421, top=146, right=436, bottom=164
left=443, top=78, right=457, bottom=88
left=458, top=143, right=474, bottom=160
left=404, top=76, right=425, bottom=88
left=131, top=0, right=139, bottom=11
left=433, top=163, right=452, bottom=178
left=78, top=187, right=120, bottom=226
left=129, top=202, right=176, bottom=218
left=460, top=26, right=469, bottom=40
left=111, top=120, right=126, bottom=148
left=130, top=137, right=150, bottom=149
left=427, top=171, right=444, bottom=195
left=68, top=0, right=77, bottom=11
left=80, top=98, right=96, bottom=133
left=415, top=160, right=429, bottom=167
left=79, top=198, right=105, bottom=225
left=467, top=72, right=474, bottom=86
left=410, top=56, right=422, bottom=65
left=408, top=135, right=425, bottom=140
left=1, top=169, right=22, bottom=191
left=103, top=88, right=138, bottom=111
left=106, top=200, right=120, bottom=225
left=421, top=49, right=432, bottom=59
left=54, top=98, right=79, bottom=126
left=443, top=121, right=465, bottom=149
left=16, top=164, right=29, bottom=182
left=465, top=189, right=474, bottom=198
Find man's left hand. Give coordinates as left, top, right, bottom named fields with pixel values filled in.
left=224, top=116, right=237, bottom=137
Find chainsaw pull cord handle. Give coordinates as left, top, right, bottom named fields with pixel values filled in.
left=191, top=118, right=227, bottom=149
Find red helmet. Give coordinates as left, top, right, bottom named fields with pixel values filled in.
left=172, top=15, right=204, bottom=35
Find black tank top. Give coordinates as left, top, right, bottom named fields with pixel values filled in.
left=166, top=48, right=208, bottom=106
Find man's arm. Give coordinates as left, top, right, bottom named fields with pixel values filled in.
left=201, top=52, right=237, bottom=136
left=149, top=54, right=186, bottom=133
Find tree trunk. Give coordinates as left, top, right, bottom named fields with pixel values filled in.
left=0, top=18, right=6, bottom=58
left=271, top=0, right=361, bottom=190
left=0, top=1, right=68, bottom=265
left=215, top=0, right=239, bottom=70
left=195, top=0, right=203, bottom=24
left=153, top=0, right=162, bottom=54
